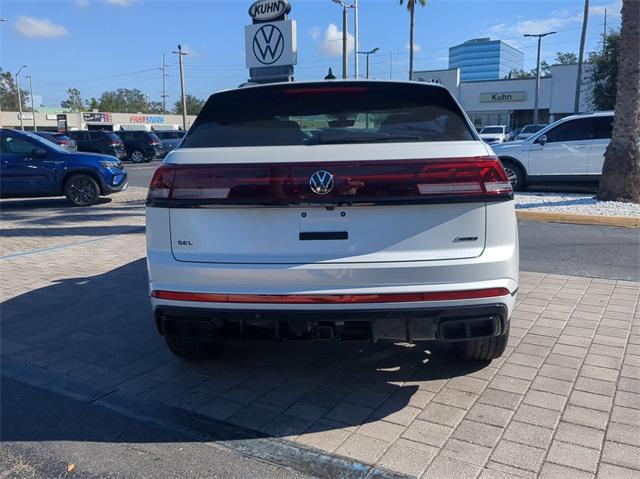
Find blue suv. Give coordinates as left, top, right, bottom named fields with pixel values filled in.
left=0, top=129, right=128, bottom=206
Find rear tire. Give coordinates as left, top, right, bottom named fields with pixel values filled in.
left=164, top=336, right=220, bottom=360
left=501, top=160, right=525, bottom=191
left=130, top=149, right=145, bottom=163
left=453, top=331, right=509, bottom=361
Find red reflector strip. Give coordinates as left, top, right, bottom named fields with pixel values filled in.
left=151, top=287, right=510, bottom=304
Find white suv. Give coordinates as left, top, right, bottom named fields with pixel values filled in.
left=146, top=81, right=518, bottom=362
left=478, top=125, right=507, bottom=145
left=492, top=111, right=614, bottom=190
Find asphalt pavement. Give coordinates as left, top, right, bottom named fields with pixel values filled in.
left=0, top=377, right=308, bottom=479
left=125, top=162, right=640, bottom=281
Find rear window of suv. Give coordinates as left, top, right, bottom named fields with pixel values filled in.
left=181, top=82, right=475, bottom=148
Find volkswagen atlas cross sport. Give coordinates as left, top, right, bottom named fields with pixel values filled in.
left=146, top=81, right=518, bottom=361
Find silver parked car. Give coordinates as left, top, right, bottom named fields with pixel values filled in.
left=153, top=130, right=185, bottom=153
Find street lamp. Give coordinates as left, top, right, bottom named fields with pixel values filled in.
left=357, top=48, right=379, bottom=79
left=15, top=65, right=27, bottom=131
left=524, top=31, right=556, bottom=124
left=331, top=0, right=356, bottom=79
left=26, top=74, right=36, bottom=131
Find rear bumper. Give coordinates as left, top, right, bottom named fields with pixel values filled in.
left=154, top=303, right=510, bottom=342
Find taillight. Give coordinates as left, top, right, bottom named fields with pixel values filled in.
left=59, top=140, right=70, bottom=146
left=109, top=142, right=119, bottom=147
left=147, top=157, right=513, bottom=207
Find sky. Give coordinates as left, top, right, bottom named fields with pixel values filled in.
left=0, top=0, right=622, bottom=109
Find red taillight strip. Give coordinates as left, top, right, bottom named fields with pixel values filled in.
left=151, top=287, right=510, bottom=304
left=147, top=157, right=513, bottom=207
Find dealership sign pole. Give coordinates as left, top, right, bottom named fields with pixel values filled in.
left=245, top=0, right=297, bottom=83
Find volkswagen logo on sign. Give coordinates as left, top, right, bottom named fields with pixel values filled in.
left=309, top=170, right=335, bottom=195
left=253, top=24, right=285, bottom=65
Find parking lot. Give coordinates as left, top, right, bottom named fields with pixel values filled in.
left=1, top=182, right=639, bottom=479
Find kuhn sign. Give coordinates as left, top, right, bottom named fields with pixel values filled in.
left=249, top=0, right=290, bottom=22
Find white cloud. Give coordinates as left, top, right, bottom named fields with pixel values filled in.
left=406, top=42, right=421, bottom=52
left=317, top=23, right=354, bottom=57
left=14, top=16, right=68, bottom=38
left=105, top=0, right=135, bottom=5
left=488, top=11, right=581, bottom=36
left=309, top=26, right=321, bottom=41
left=76, top=0, right=89, bottom=7
left=590, top=1, right=621, bottom=16
left=488, top=2, right=620, bottom=38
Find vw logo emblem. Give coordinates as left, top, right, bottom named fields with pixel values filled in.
left=309, top=170, right=335, bottom=195
left=253, top=24, right=285, bottom=65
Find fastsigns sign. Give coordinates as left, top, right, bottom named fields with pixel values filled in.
left=249, top=0, right=290, bottom=22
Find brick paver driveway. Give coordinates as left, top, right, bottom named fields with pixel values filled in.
left=1, top=189, right=639, bottom=479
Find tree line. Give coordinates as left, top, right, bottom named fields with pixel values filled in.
left=0, top=74, right=205, bottom=116
left=59, top=87, right=206, bottom=116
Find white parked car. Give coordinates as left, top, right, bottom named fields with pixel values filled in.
left=492, top=111, right=614, bottom=190
left=146, top=80, right=518, bottom=362
left=478, top=125, right=507, bottom=145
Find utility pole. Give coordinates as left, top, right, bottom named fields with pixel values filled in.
left=353, top=0, right=358, bottom=79
left=358, top=48, right=379, bottom=79
left=342, top=5, right=348, bottom=79
left=15, top=65, right=27, bottom=131
left=575, top=0, right=589, bottom=113
left=524, top=32, right=556, bottom=124
left=161, top=53, right=169, bottom=114
left=26, top=74, right=36, bottom=131
left=603, top=8, right=608, bottom=55
left=389, top=51, right=393, bottom=79
left=173, top=45, right=188, bottom=130
left=332, top=0, right=355, bottom=80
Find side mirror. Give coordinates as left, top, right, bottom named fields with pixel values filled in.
left=538, top=135, right=547, bottom=146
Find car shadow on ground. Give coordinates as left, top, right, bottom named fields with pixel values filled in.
left=0, top=197, right=113, bottom=210
left=1, top=258, right=489, bottom=444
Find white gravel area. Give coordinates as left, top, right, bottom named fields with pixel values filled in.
left=514, top=192, right=640, bottom=217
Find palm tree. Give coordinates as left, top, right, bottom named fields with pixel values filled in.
left=597, top=0, right=640, bottom=203
left=399, top=0, right=427, bottom=80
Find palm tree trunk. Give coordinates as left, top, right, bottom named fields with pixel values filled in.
left=597, top=0, right=640, bottom=203
left=409, top=2, right=415, bottom=80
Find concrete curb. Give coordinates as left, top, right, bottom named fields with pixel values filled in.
left=1, top=357, right=409, bottom=479
left=516, top=210, right=640, bottom=228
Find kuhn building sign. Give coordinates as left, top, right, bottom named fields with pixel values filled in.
left=249, top=0, right=290, bottom=22
left=480, top=91, right=527, bottom=102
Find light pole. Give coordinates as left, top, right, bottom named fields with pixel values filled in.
left=358, top=48, right=379, bottom=79
left=172, top=45, right=188, bottom=130
left=15, top=65, right=27, bottom=131
left=26, top=74, right=36, bottom=131
left=160, top=53, right=169, bottom=114
left=353, top=0, right=358, bottom=79
left=524, top=32, right=556, bottom=124
left=331, top=0, right=355, bottom=80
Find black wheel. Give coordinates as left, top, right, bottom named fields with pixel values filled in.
left=501, top=161, right=525, bottom=191
left=130, top=149, right=145, bottom=163
left=453, top=331, right=509, bottom=361
left=164, top=336, right=221, bottom=359
left=64, top=174, right=100, bottom=206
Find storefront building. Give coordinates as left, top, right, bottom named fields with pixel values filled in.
left=413, top=63, right=594, bottom=130
left=0, top=111, right=197, bottom=132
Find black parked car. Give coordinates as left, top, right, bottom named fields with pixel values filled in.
left=115, top=130, right=164, bottom=163
left=34, top=131, right=78, bottom=152
left=67, top=130, right=126, bottom=160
